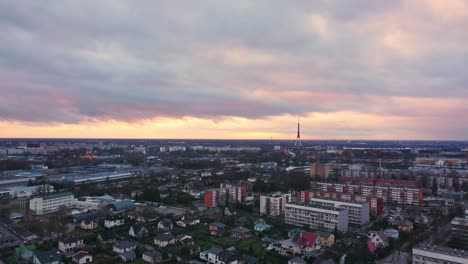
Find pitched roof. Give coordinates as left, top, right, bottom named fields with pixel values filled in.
left=292, top=231, right=320, bottom=247
left=72, top=251, right=91, bottom=261
left=60, top=236, right=82, bottom=244
left=155, top=232, right=175, bottom=242
left=34, top=250, right=62, bottom=264
left=210, top=221, right=226, bottom=228
left=114, top=240, right=136, bottom=249
left=232, top=226, right=250, bottom=233
left=143, top=250, right=162, bottom=258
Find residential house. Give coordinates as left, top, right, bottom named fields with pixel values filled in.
left=72, top=251, right=92, bottom=264
left=104, top=216, right=125, bottom=228
left=231, top=227, right=251, bottom=239
left=154, top=232, right=177, bottom=248
left=315, top=231, right=335, bottom=247
left=396, top=220, right=414, bottom=232
left=15, top=245, right=35, bottom=264
left=384, top=229, right=399, bottom=239
left=97, top=231, right=115, bottom=244
left=80, top=218, right=98, bottom=230
left=367, top=231, right=389, bottom=248
left=209, top=222, right=227, bottom=236
left=224, top=205, right=237, bottom=216
left=205, top=207, right=223, bottom=220
left=143, top=250, right=163, bottom=264
left=129, top=224, right=149, bottom=238
left=253, top=219, right=271, bottom=232
left=119, top=250, right=136, bottom=263
left=200, top=248, right=241, bottom=264
left=414, top=213, right=429, bottom=225
left=157, top=218, right=173, bottom=231
left=113, top=240, right=137, bottom=254
left=33, top=250, right=62, bottom=264
left=176, top=212, right=200, bottom=228
left=58, top=237, right=84, bottom=253
left=280, top=231, right=321, bottom=255
left=288, top=257, right=306, bottom=264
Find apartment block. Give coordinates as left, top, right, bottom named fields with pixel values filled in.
left=307, top=197, right=369, bottom=225
left=204, top=184, right=247, bottom=208
left=259, top=192, right=291, bottom=216
left=298, top=191, right=383, bottom=217
left=312, top=181, right=422, bottom=205
left=285, top=202, right=348, bottom=232
left=450, top=217, right=468, bottom=249
left=412, top=243, right=468, bottom=264
left=29, top=192, right=74, bottom=215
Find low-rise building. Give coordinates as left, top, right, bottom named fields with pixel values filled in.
left=104, top=216, right=125, bottom=228
left=58, top=237, right=84, bottom=253
left=113, top=240, right=136, bottom=254
left=33, top=250, right=62, bottom=264
left=209, top=222, right=227, bottom=236
left=367, top=231, right=389, bottom=248
left=231, top=227, right=251, bottom=239
left=199, top=248, right=240, bottom=264
left=285, top=202, right=348, bottom=232
left=280, top=230, right=321, bottom=255
left=412, top=243, right=468, bottom=264
left=30, top=193, right=74, bottom=215
left=154, top=233, right=176, bottom=248
left=143, top=250, right=163, bottom=264
left=72, top=251, right=92, bottom=264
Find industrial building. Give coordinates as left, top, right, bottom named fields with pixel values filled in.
left=29, top=192, right=74, bottom=215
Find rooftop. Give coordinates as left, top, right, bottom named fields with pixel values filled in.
left=414, top=243, right=468, bottom=258
left=43, top=192, right=74, bottom=200
left=286, top=202, right=347, bottom=212
left=309, top=196, right=367, bottom=205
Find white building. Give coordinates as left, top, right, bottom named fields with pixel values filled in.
left=58, top=237, right=84, bottom=253
left=6, top=185, right=54, bottom=198
left=412, top=243, right=468, bottom=264
left=260, top=192, right=292, bottom=216
left=285, top=202, right=348, bottom=232
left=105, top=217, right=125, bottom=228
left=308, top=197, right=369, bottom=225
left=29, top=192, right=74, bottom=215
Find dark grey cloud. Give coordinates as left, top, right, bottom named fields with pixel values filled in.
left=0, top=1, right=467, bottom=126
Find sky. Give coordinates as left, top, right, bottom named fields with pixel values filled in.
left=0, top=1, right=467, bottom=140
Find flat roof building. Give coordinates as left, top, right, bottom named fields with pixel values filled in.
left=412, top=243, right=468, bottom=264
left=308, top=197, right=369, bottom=226
left=285, top=202, right=348, bottom=232
left=29, top=192, right=74, bottom=215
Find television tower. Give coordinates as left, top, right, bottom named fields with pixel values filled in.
left=294, top=115, right=302, bottom=147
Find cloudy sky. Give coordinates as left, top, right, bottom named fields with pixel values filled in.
left=0, top=1, right=467, bottom=140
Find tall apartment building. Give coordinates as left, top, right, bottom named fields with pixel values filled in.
left=412, top=243, right=468, bottom=264
left=29, top=192, right=74, bottom=215
left=285, top=202, right=348, bottom=232
left=307, top=197, right=369, bottom=225
left=204, top=184, right=247, bottom=208
left=450, top=217, right=468, bottom=249
left=310, top=163, right=331, bottom=179
left=312, top=181, right=422, bottom=205
left=298, top=191, right=383, bottom=217
left=259, top=192, right=291, bottom=216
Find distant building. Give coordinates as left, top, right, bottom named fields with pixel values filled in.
left=29, top=192, right=74, bottom=215
left=203, top=184, right=247, bottom=208
left=298, top=190, right=383, bottom=217
left=285, top=202, right=348, bottom=232
left=199, top=248, right=241, bottom=264
left=310, top=163, right=331, bottom=179
left=259, top=192, right=291, bottom=216
left=308, top=197, right=369, bottom=225
left=451, top=217, right=468, bottom=249
left=313, top=181, right=423, bottom=205
left=412, top=243, right=468, bottom=264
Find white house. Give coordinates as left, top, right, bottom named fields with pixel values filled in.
left=367, top=231, right=389, bottom=248
left=154, top=233, right=177, bottom=248
left=58, top=237, right=84, bottom=253
left=113, top=240, right=137, bottom=254
left=105, top=217, right=125, bottom=228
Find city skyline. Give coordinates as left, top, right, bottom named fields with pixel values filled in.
left=1, top=1, right=468, bottom=140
